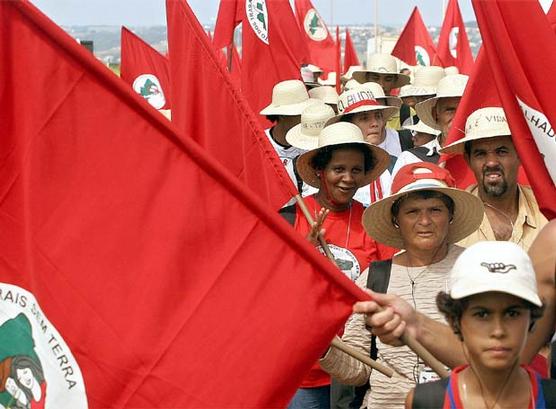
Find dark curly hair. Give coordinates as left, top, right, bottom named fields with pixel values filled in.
left=310, top=143, right=377, bottom=173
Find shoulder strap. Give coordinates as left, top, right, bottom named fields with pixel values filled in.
left=366, top=259, right=393, bottom=360
left=291, top=155, right=304, bottom=194
left=278, top=204, right=297, bottom=226
left=399, top=104, right=411, bottom=125
left=410, top=146, right=440, bottom=164
left=411, top=378, right=450, bottom=409
left=541, top=379, right=556, bottom=407
left=398, top=129, right=415, bottom=152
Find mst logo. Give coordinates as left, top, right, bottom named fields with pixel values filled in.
left=246, top=0, right=269, bottom=45
left=303, top=9, right=328, bottom=41
left=414, top=46, right=430, bottom=66
left=132, top=74, right=166, bottom=110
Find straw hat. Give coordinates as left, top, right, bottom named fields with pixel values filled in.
left=333, top=88, right=399, bottom=121
left=399, top=66, right=445, bottom=97
left=260, top=79, right=317, bottom=116
left=296, top=122, right=390, bottom=188
left=318, top=72, right=337, bottom=86
left=403, top=121, right=441, bottom=136
left=344, top=79, right=363, bottom=91
left=441, top=107, right=510, bottom=154
left=444, top=66, right=459, bottom=76
left=342, top=65, right=364, bottom=81
left=352, top=54, right=411, bottom=88
left=359, top=82, right=403, bottom=108
left=308, top=86, right=339, bottom=105
left=362, top=162, right=484, bottom=248
left=285, top=102, right=336, bottom=150
left=415, top=74, right=469, bottom=130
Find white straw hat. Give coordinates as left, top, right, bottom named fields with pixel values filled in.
left=444, top=66, right=459, bottom=76
left=286, top=102, right=336, bottom=150
left=403, top=121, right=441, bottom=136
left=334, top=88, right=399, bottom=121
left=441, top=107, right=510, bottom=155
left=359, top=82, right=403, bottom=108
left=352, top=54, right=411, bottom=88
left=344, top=79, right=363, bottom=91
left=362, top=162, right=484, bottom=248
left=308, top=86, right=339, bottom=106
left=296, top=122, right=390, bottom=188
left=399, top=66, right=446, bottom=97
left=448, top=241, right=542, bottom=307
left=415, top=74, right=469, bottom=130
left=342, top=65, right=364, bottom=81
left=260, top=79, right=317, bottom=116
left=318, top=72, right=337, bottom=86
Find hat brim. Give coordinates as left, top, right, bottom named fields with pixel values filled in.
left=295, top=142, right=390, bottom=188
left=450, top=280, right=542, bottom=307
left=415, top=94, right=463, bottom=131
left=352, top=71, right=411, bottom=89
left=362, top=186, right=484, bottom=249
left=440, top=131, right=512, bottom=155
left=334, top=104, right=400, bottom=123
left=285, top=124, right=320, bottom=150
left=260, top=98, right=317, bottom=116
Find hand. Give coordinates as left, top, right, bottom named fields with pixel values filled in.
left=306, top=207, right=329, bottom=246
left=353, top=290, right=419, bottom=346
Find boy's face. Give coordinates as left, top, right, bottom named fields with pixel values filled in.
left=460, top=292, right=531, bottom=371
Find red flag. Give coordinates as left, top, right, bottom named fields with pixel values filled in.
left=230, top=42, right=242, bottom=80
left=470, top=0, right=556, bottom=219
left=0, top=1, right=367, bottom=407
left=547, top=0, right=556, bottom=31
left=435, top=0, right=474, bottom=74
left=343, top=27, right=360, bottom=72
left=294, top=0, right=336, bottom=73
left=335, top=26, right=341, bottom=93
left=167, top=0, right=296, bottom=210
left=120, top=26, right=171, bottom=110
left=213, top=0, right=309, bottom=117
left=391, top=7, right=437, bottom=67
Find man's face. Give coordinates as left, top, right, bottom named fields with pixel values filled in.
left=348, top=110, right=386, bottom=145
left=465, top=135, right=520, bottom=198
left=365, top=73, right=397, bottom=95
left=433, top=97, right=461, bottom=136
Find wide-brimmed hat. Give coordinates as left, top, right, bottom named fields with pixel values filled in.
left=441, top=107, right=510, bottom=155
left=342, top=65, right=364, bottom=82
left=448, top=241, right=542, bottom=307
left=300, top=64, right=323, bottom=88
left=332, top=88, right=399, bottom=122
left=318, top=72, right=337, bottom=86
left=308, top=85, right=339, bottom=105
left=399, top=66, right=445, bottom=97
left=260, top=79, right=317, bottom=116
left=444, top=66, right=459, bottom=76
left=344, top=79, right=363, bottom=91
left=352, top=54, right=411, bottom=88
left=296, top=122, right=390, bottom=188
left=359, top=82, right=403, bottom=108
left=362, top=162, right=484, bottom=248
left=415, top=74, right=469, bottom=130
left=286, top=101, right=336, bottom=150
left=403, top=121, right=441, bottom=136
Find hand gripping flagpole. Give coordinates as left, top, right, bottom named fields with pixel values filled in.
left=294, top=193, right=449, bottom=379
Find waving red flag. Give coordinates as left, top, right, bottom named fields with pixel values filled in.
left=391, top=7, right=437, bottom=67
left=120, top=26, right=171, bottom=110
left=294, top=0, right=336, bottom=73
left=343, top=27, right=360, bottom=72
left=0, top=1, right=367, bottom=407
left=213, top=0, right=309, bottom=117
left=471, top=0, right=556, bottom=219
left=167, top=0, right=296, bottom=210
left=435, top=0, right=474, bottom=74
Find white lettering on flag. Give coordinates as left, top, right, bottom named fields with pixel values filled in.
left=517, top=97, right=556, bottom=184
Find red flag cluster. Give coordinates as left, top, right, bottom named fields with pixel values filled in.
left=391, top=7, right=437, bottom=67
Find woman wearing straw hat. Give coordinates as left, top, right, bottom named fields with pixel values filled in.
left=286, top=122, right=390, bottom=409
left=319, top=162, right=484, bottom=409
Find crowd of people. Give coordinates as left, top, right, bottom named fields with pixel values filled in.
left=262, top=53, right=555, bottom=408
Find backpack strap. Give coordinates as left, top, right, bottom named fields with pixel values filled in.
left=291, top=155, right=304, bottom=194
left=399, top=104, right=411, bottom=126
left=398, top=129, right=415, bottom=152
left=541, top=378, right=556, bottom=407
left=366, top=259, right=393, bottom=361
left=409, top=146, right=440, bottom=164
left=411, top=378, right=449, bottom=409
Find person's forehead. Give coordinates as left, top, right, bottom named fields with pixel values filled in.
left=398, top=194, right=447, bottom=208
left=436, top=96, right=461, bottom=109
left=470, top=135, right=514, bottom=150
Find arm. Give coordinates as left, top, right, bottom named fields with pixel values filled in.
left=354, top=290, right=466, bottom=368
left=522, top=220, right=556, bottom=363
left=405, top=388, right=415, bottom=409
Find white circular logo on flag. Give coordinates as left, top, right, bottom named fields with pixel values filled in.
left=303, top=9, right=328, bottom=41
left=449, top=27, right=459, bottom=58
left=246, top=0, right=269, bottom=45
left=415, top=46, right=430, bottom=66
left=318, top=245, right=361, bottom=281
left=0, top=283, right=88, bottom=408
left=132, top=74, right=166, bottom=110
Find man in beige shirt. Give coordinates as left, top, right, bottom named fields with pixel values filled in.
left=441, top=107, right=547, bottom=250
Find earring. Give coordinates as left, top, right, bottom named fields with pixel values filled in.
left=449, top=218, right=454, bottom=225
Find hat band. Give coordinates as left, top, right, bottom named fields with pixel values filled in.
left=342, top=99, right=382, bottom=114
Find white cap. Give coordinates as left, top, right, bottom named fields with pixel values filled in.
left=449, top=241, right=542, bottom=307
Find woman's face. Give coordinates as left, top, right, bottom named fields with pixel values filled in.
left=396, top=196, right=451, bottom=252
left=16, top=367, right=35, bottom=389
left=460, top=292, right=531, bottom=372
left=317, top=148, right=365, bottom=210
left=349, top=111, right=386, bottom=145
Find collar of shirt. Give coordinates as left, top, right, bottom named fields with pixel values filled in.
left=422, top=137, right=441, bottom=156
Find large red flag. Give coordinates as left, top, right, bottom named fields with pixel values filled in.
left=120, top=26, right=171, bottom=110
left=167, top=0, right=296, bottom=210
left=294, top=0, right=336, bottom=73
left=213, top=0, right=309, bottom=117
left=343, top=27, right=360, bottom=72
left=0, top=1, right=367, bottom=407
left=547, top=0, right=556, bottom=30
left=435, top=0, right=474, bottom=74
left=391, top=7, right=437, bottom=67
left=471, top=0, right=556, bottom=219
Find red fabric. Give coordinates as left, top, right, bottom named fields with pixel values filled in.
left=166, top=0, right=297, bottom=211
left=529, top=353, right=548, bottom=379
left=120, top=26, right=171, bottom=109
left=434, top=0, right=474, bottom=74
left=335, top=26, right=342, bottom=94
left=213, top=0, right=309, bottom=120
left=230, top=43, right=242, bottom=83
left=548, top=0, right=556, bottom=31
left=0, top=1, right=371, bottom=407
left=391, top=163, right=455, bottom=194
left=294, top=0, right=335, bottom=73
left=343, top=28, right=360, bottom=72
left=391, top=7, right=437, bottom=67
left=471, top=0, right=556, bottom=220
